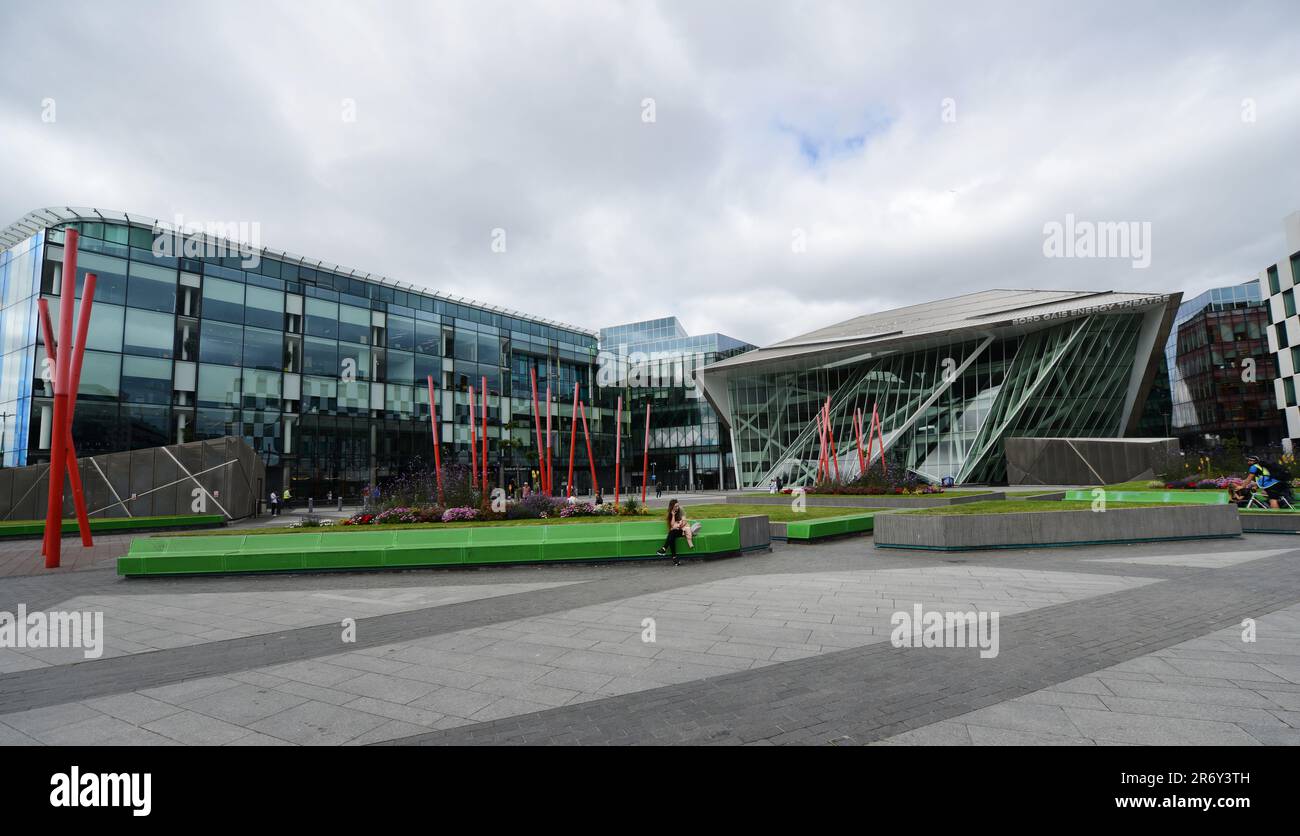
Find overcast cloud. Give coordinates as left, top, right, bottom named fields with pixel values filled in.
left=2, top=0, right=1298, bottom=345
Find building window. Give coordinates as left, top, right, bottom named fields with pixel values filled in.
left=1286, top=288, right=1297, bottom=318
left=1269, top=265, right=1281, bottom=295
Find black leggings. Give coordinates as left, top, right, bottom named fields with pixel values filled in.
left=662, top=529, right=685, bottom=556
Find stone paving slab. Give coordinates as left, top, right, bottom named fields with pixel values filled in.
left=0, top=565, right=1154, bottom=744
left=2, top=532, right=1298, bottom=746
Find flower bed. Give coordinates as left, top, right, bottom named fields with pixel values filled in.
left=340, top=496, right=644, bottom=526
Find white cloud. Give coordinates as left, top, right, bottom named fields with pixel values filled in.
left=2, top=0, right=1298, bottom=345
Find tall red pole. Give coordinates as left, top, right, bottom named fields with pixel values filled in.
left=61, top=275, right=97, bottom=546
left=613, top=396, right=622, bottom=505
left=468, top=384, right=479, bottom=488
left=826, top=400, right=841, bottom=482
left=874, top=404, right=887, bottom=476
left=44, top=228, right=79, bottom=568
left=565, top=383, right=578, bottom=497
left=641, top=402, right=651, bottom=503
left=545, top=384, right=553, bottom=495
left=579, top=400, right=597, bottom=498
left=816, top=409, right=827, bottom=482
left=529, top=368, right=544, bottom=495
left=426, top=375, right=444, bottom=505
left=480, top=377, right=489, bottom=500
left=38, top=297, right=92, bottom=549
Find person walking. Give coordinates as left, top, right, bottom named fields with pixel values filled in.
left=269, top=490, right=280, bottom=517
left=655, top=499, right=692, bottom=566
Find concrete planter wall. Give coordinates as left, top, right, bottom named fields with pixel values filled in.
left=1239, top=512, right=1300, bottom=534
left=728, top=492, right=1003, bottom=509
left=874, top=504, right=1241, bottom=551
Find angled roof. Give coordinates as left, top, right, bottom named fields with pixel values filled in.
left=0, top=206, right=597, bottom=336
left=705, top=288, right=1177, bottom=372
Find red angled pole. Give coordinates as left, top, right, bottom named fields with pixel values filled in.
left=480, top=377, right=489, bottom=500
left=826, top=400, right=841, bottom=483
left=44, top=228, right=80, bottom=568
left=874, top=404, right=887, bottom=476
left=545, top=383, right=553, bottom=495
left=426, top=375, right=444, bottom=505
left=613, top=396, right=622, bottom=505
left=529, top=367, right=544, bottom=494
left=62, top=274, right=97, bottom=547
left=816, top=409, right=827, bottom=482
left=579, top=400, right=597, bottom=498
left=566, top=383, right=578, bottom=497
left=468, top=384, right=479, bottom=487
left=641, top=401, right=651, bottom=503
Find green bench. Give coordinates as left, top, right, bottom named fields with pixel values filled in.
left=117, top=518, right=746, bottom=577
left=1063, top=490, right=1228, bottom=505
left=784, top=512, right=876, bottom=541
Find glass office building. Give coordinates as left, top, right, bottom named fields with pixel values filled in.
left=0, top=207, right=611, bottom=499
left=697, top=289, right=1181, bottom=488
left=598, top=318, right=753, bottom=491
left=1163, top=281, right=1282, bottom=446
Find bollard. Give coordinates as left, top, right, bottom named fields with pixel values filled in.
left=338, top=496, right=344, bottom=512
left=308, top=497, right=315, bottom=513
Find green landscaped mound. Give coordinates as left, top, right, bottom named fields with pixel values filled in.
left=741, top=489, right=993, bottom=498
left=1063, top=490, right=1228, bottom=505
left=783, top=511, right=877, bottom=541
left=159, top=503, right=861, bottom=537
left=0, top=514, right=224, bottom=538
left=900, top=500, right=1193, bottom=516
left=118, top=516, right=761, bottom=577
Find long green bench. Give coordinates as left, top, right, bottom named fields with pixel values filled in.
left=1063, top=490, right=1228, bottom=505
left=784, top=512, right=876, bottom=541
left=0, top=514, right=225, bottom=539
left=117, top=518, right=746, bottom=577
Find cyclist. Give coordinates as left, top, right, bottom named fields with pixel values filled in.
left=1243, top=455, right=1292, bottom=509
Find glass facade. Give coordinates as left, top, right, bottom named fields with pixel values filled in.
left=703, top=298, right=1173, bottom=487
left=0, top=213, right=615, bottom=499
left=1163, top=281, right=1282, bottom=445
left=598, top=318, right=754, bottom=491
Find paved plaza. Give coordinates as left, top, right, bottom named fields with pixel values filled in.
left=1, top=527, right=1298, bottom=746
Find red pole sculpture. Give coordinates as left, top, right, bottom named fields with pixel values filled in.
left=37, top=290, right=96, bottom=550
left=480, top=376, right=489, bottom=500
left=613, top=395, right=622, bottom=505
left=565, top=383, right=579, bottom=497
left=579, top=400, right=597, bottom=498
left=545, top=384, right=553, bottom=495
left=641, top=401, right=651, bottom=504
left=43, top=229, right=82, bottom=568
left=426, top=375, right=444, bottom=505
left=473, top=384, right=483, bottom=486
left=530, top=368, right=544, bottom=495
left=826, top=400, right=841, bottom=483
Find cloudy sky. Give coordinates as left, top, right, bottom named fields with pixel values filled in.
left=3, top=0, right=1298, bottom=345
